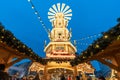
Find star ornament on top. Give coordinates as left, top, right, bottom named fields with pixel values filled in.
left=48, top=3, right=72, bottom=22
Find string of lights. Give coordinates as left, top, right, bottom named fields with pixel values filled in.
left=77, top=43, right=92, bottom=52
left=77, top=43, right=92, bottom=53
left=71, top=33, right=102, bottom=50
left=77, top=49, right=84, bottom=51
left=77, top=42, right=91, bottom=45
left=74, top=33, right=102, bottom=53
left=28, top=0, right=49, bottom=34
left=74, top=33, right=102, bottom=41
left=71, top=23, right=120, bottom=66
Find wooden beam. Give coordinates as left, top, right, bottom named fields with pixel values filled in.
left=114, top=55, right=120, bottom=68
left=0, top=43, right=28, bottom=58
left=97, top=47, right=120, bottom=57
left=4, top=53, right=12, bottom=64
left=5, top=58, right=24, bottom=68
left=96, top=58, right=120, bottom=71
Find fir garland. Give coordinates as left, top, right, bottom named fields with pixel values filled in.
left=0, top=23, right=47, bottom=65
left=70, top=20, right=120, bottom=66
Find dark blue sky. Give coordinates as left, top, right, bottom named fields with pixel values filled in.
left=0, top=0, right=120, bottom=70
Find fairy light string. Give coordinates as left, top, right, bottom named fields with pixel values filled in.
left=73, top=33, right=102, bottom=53
left=28, top=0, right=49, bottom=34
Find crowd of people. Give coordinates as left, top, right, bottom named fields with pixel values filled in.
left=0, top=64, right=10, bottom=80
left=0, top=64, right=38, bottom=80
left=0, top=63, right=108, bottom=80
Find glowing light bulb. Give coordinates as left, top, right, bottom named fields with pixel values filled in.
left=28, top=0, right=30, bottom=2
left=1, top=36, right=4, bottom=39
left=38, top=17, right=40, bottom=19
left=35, top=12, right=37, bottom=14
left=104, top=35, right=108, bottom=38
left=32, top=6, right=34, bottom=9
left=95, top=44, right=99, bottom=48
left=117, top=35, right=120, bottom=40
left=40, top=20, right=42, bottom=22
left=98, top=34, right=101, bottom=36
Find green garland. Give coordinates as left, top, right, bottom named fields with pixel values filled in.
left=1, top=18, right=120, bottom=66
left=0, top=23, right=46, bottom=65
left=70, top=21, right=120, bottom=66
